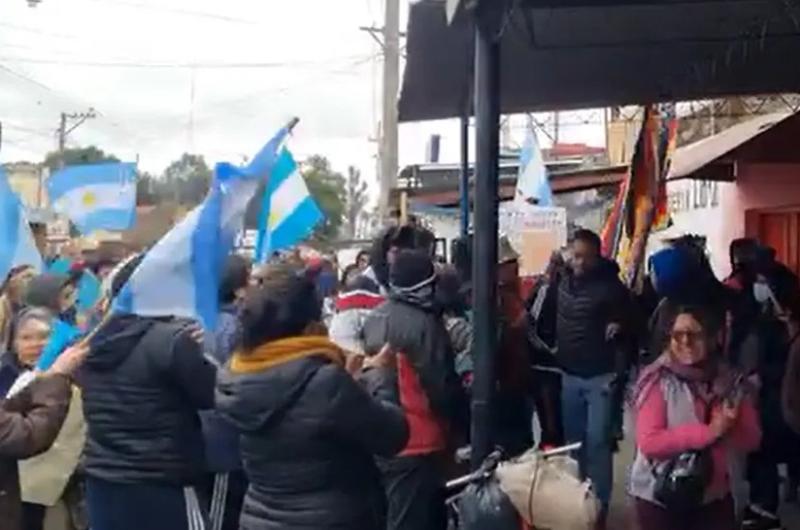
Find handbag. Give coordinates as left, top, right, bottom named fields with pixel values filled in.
left=651, top=401, right=714, bottom=512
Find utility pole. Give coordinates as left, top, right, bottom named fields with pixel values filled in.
left=361, top=0, right=400, bottom=220
left=57, top=108, right=96, bottom=168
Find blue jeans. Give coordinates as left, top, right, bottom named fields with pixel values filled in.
left=561, top=372, right=615, bottom=509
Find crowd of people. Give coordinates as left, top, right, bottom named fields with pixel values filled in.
left=0, top=221, right=799, bottom=530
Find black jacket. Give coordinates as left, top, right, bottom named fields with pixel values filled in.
left=362, top=297, right=466, bottom=434
left=556, top=259, right=629, bottom=378
left=216, top=355, right=408, bottom=530
left=81, top=315, right=216, bottom=485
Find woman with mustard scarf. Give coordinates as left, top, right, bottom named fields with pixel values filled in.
left=216, top=263, right=408, bottom=530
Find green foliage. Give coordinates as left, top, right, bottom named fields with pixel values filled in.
left=303, top=155, right=345, bottom=245
left=43, top=146, right=119, bottom=172
left=161, top=153, right=213, bottom=206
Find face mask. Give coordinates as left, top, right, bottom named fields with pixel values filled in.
left=753, top=281, right=772, bottom=305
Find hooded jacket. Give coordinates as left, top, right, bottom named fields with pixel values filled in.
left=81, top=314, right=216, bottom=485
left=362, top=294, right=466, bottom=456
left=216, top=353, right=407, bottom=530
left=556, top=258, right=630, bottom=378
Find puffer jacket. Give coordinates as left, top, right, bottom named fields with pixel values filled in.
left=556, top=259, right=629, bottom=378
left=81, top=315, right=216, bottom=485
left=362, top=298, right=466, bottom=456
left=216, top=355, right=408, bottom=530
left=0, top=374, right=71, bottom=530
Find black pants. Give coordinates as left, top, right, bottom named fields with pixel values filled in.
left=749, top=448, right=781, bottom=513
left=22, top=503, right=45, bottom=530
left=86, top=476, right=208, bottom=530
left=531, top=368, right=563, bottom=447
left=377, top=454, right=447, bottom=530
left=200, top=471, right=248, bottom=530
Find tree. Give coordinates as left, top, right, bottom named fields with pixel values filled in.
left=161, top=153, right=212, bottom=206
left=43, top=146, right=119, bottom=172
left=302, top=155, right=345, bottom=245
left=136, top=171, right=157, bottom=205
left=344, top=166, right=369, bottom=239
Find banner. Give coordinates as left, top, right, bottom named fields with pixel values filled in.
left=499, top=204, right=567, bottom=276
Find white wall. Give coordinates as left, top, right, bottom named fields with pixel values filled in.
left=647, top=179, right=736, bottom=279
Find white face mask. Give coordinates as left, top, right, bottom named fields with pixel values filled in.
left=753, top=281, right=773, bottom=305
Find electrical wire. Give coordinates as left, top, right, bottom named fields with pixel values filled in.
left=81, top=0, right=256, bottom=25
left=0, top=54, right=374, bottom=70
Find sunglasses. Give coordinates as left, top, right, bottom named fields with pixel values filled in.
left=670, top=330, right=705, bottom=343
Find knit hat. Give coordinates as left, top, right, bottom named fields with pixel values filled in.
left=649, top=246, right=693, bottom=298
left=390, top=249, right=435, bottom=290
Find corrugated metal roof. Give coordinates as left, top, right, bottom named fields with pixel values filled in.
left=668, top=112, right=792, bottom=179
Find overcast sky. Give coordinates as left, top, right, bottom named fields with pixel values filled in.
left=0, top=0, right=604, bottom=200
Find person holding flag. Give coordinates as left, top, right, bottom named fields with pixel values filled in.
left=80, top=124, right=293, bottom=530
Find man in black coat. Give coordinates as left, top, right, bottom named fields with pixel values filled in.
left=363, top=250, right=465, bottom=530
left=556, top=229, right=630, bottom=522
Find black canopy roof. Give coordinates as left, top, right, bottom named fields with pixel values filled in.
left=399, top=0, right=800, bottom=122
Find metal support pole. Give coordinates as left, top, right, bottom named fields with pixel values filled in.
left=470, top=7, right=501, bottom=471
left=459, top=114, right=470, bottom=237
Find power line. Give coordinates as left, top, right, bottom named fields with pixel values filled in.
left=82, top=0, right=256, bottom=25
left=0, top=54, right=373, bottom=69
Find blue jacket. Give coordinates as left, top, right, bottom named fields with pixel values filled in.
left=201, top=305, right=243, bottom=473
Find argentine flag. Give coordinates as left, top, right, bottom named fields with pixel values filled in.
left=515, top=127, right=553, bottom=207
left=114, top=126, right=290, bottom=331
left=47, top=162, right=137, bottom=235
left=254, top=149, right=323, bottom=263
left=0, top=168, right=43, bottom=281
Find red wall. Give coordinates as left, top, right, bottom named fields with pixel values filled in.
left=720, top=163, right=800, bottom=276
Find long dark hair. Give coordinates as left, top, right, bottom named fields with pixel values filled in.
left=240, top=263, right=321, bottom=349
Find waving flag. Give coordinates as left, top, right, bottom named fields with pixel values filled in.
left=254, top=149, right=324, bottom=263
left=0, top=168, right=43, bottom=281
left=47, top=162, right=137, bottom=235
left=114, top=126, right=290, bottom=330
left=601, top=104, right=677, bottom=287
left=515, top=124, right=553, bottom=207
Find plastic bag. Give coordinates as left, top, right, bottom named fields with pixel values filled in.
left=457, top=476, right=521, bottom=530
left=495, top=452, right=599, bottom=530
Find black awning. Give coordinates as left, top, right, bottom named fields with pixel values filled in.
left=399, top=0, right=800, bottom=122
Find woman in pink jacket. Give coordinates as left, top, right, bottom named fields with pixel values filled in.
left=629, top=305, right=761, bottom=530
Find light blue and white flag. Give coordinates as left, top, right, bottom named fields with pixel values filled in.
left=515, top=127, right=553, bottom=207
left=114, top=126, right=290, bottom=330
left=254, top=149, right=323, bottom=263
left=47, top=162, right=137, bottom=235
left=0, top=168, right=43, bottom=281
